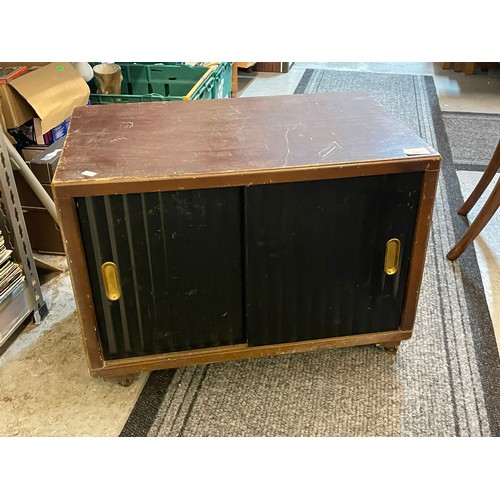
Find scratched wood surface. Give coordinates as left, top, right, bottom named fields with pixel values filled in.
left=53, top=92, right=438, bottom=187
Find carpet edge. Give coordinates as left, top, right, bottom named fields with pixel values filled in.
left=120, top=369, right=177, bottom=437
left=424, top=75, right=500, bottom=437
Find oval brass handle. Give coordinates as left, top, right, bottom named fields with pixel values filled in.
left=384, top=238, right=401, bottom=275
left=101, top=262, right=121, bottom=301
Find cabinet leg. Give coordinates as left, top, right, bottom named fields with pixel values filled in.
left=103, top=374, right=138, bottom=387
left=375, top=341, right=400, bottom=354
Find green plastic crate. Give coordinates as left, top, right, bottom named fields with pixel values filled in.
left=89, top=62, right=231, bottom=104
left=210, top=62, right=232, bottom=99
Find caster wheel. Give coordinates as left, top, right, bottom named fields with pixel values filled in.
left=375, top=342, right=400, bottom=354
left=117, top=374, right=137, bottom=387
left=383, top=345, right=399, bottom=355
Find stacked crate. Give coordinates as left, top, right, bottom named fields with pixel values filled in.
left=88, top=62, right=232, bottom=104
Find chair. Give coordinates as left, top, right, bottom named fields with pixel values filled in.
left=447, top=139, right=500, bottom=260
left=442, top=62, right=476, bottom=75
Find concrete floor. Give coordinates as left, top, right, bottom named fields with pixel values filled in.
left=238, top=62, right=500, bottom=113
left=1, top=62, right=499, bottom=436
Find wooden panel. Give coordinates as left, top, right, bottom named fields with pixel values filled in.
left=96, top=329, right=413, bottom=378
left=231, top=62, right=256, bottom=97
left=401, top=169, right=440, bottom=329
left=54, top=92, right=439, bottom=190
left=253, top=62, right=293, bottom=73
left=234, top=62, right=256, bottom=69
left=54, top=197, right=104, bottom=371
left=52, top=158, right=439, bottom=199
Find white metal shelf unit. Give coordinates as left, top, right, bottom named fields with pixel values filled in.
left=0, top=131, right=48, bottom=347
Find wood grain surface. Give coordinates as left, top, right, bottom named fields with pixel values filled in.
left=54, top=92, right=439, bottom=189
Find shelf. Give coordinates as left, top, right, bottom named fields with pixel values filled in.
left=0, top=279, right=32, bottom=347
left=0, top=130, right=48, bottom=349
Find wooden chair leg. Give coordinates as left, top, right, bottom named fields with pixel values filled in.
left=447, top=176, right=500, bottom=260
left=231, top=63, right=238, bottom=98
left=458, top=139, right=500, bottom=216
left=454, top=62, right=464, bottom=72
left=442, top=62, right=452, bottom=70
left=464, top=62, right=476, bottom=75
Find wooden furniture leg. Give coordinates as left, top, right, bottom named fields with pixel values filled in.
left=447, top=176, right=500, bottom=260
left=231, top=63, right=256, bottom=98
left=454, top=63, right=464, bottom=72
left=464, top=62, right=476, bottom=75
left=442, top=62, right=452, bottom=69
left=376, top=341, right=400, bottom=354
left=231, top=63, right=238, bottom=98
left=458, top=140, right=500, bottom=216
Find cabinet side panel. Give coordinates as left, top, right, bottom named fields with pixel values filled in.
left=245, top=173, right=422, bottom=346
left=76, top=187, right=245, bottom=359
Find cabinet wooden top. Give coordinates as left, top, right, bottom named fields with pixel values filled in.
left=53, top=91, right=440, bottom=192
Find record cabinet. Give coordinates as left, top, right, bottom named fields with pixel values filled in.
left=52, top=91, right=440, bottom=383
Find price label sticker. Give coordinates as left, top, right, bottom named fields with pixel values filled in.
left=403, top=147, right=431, bottom=156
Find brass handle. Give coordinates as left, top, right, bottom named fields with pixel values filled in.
left=384, top=238, right=401, bottom=275
left=101, top=262, right=121, bottom=301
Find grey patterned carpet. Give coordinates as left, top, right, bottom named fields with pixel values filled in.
left=442, top=111, right=500, bottom=171
left=121, top=69, right=500, bottom=437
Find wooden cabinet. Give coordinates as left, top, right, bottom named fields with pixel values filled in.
left=231, top=62, right=256, bottom=97
left=53, top=91, right=440, bottom=381
left=231, top=62, right=293, bottom=97
left=253, top=62, right=293, bottom=73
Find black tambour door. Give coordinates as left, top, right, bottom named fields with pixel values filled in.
left=245, top=172, right=423, bottom=346
left=76, top=188, right=244, bottom=360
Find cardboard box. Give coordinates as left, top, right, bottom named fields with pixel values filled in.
left=21, top=145, right=47, bottom=163
left=22, top=208, right=64, bottom=254
left=34, top=117, right=70, bottom=145
left=0, top=177, right=63, bottom=254
left=0, top=76, right=35, bottom=129
left=0, top=62, right=89, bottom=132
left=29, top=137, right=65, bottom=183
left=0, top=135, right=65, bottom=254
left=13, top=171, right=54, bottom=209
left=0, top=98, right=15, bottom=142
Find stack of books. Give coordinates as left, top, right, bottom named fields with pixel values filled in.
left=0, top=229, right=25, bottom=302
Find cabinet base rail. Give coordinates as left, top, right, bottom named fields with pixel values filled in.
left=94, top=329, right=412, bottom=379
